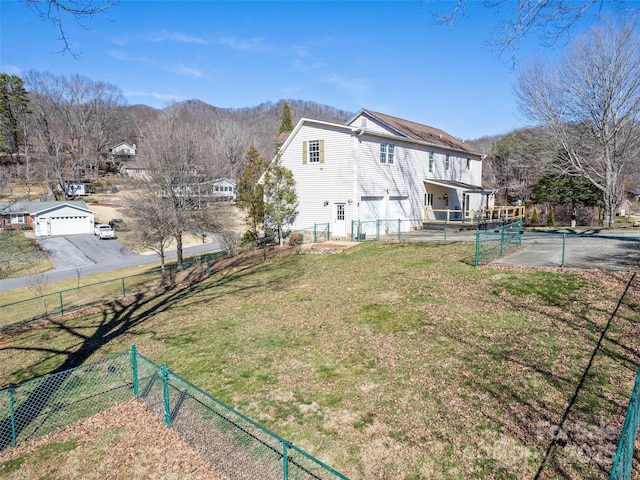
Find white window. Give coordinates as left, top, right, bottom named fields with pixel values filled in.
left=445, top=155, right=450, bottom=171
left=466, top=158, right=471, bottom=170
left=308, top=140, right=320, bottom=163
left=9, top=214, right=25, bottom=224
left=424, top=193, right=433, bottom=207
left=380, top=143, right=395, bottom=164
left=429, top=152, right=434, bottom=173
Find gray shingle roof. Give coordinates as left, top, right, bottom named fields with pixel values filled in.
left=0, top=201, right=91, bottom=215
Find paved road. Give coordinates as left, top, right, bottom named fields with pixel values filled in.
left=0, top=234, right=223, bottom=292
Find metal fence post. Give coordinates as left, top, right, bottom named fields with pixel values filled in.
left=207, top=254, right=211, bottom=275
left=562, top=233, right=566, bottom=267
left=444, top=217, right=448, bottom=242
left=500, top=226, right=505, bottom=257
left=313, top=223, right=317, bottom=243
left=475, top=230, right=480, bottom=267
left=121, top=277, right=126, bottom=298
left=59, top=291, right=64, bottom=316
left=8, top=383, right=16, bottom=448
left=283, top=440, right=289, bottom=480
left=397, top=219, right=401, bottom=240
left=162, top=362, right=171, bottom=428
left=610, top=366, right=640, bottom=480
left=131, top=344, right=138, bottom=397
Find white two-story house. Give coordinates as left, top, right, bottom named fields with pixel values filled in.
left=269, top=109, right=496, bottom=239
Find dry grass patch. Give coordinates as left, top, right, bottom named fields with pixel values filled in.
left=0, top=242, right=638, bottom=479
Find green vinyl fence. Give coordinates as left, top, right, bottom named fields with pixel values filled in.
left=0, top=251, right=226, bottom=335
left=0, top=345, right=349, bottom=480
left=610, top=366, right=640, bottom=480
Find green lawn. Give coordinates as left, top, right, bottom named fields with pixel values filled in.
left=0, top=242, right=638, bottom=479
left=0, top=230, right=52, bottom=279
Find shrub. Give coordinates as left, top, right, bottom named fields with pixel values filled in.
left=240, top=230, right=257, bottom=246
left=548, top=209, right=556, bottom=227
left=531, top=209, right=539, bottom=224
left=288, top=233, right=304, bottom=246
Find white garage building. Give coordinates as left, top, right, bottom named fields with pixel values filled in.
left=1, top=201, right=95, bottom=237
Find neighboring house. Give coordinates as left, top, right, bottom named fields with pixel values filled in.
left=265, top=109, right=495, bottom=239
left=168, top=178, right=237, bottom=206
left=109, top=142, right=137, bottom=161
left=108, top=142, right=138, bottom=174
left=121, top=160, right=148, bottom=179
left=0, top=201, right=95, bottom=237
left=617, top=199, right=634, bottom=217
left=210, top=178, right=236, bottom=202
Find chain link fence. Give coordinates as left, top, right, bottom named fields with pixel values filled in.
left=475, top=223, right=640, bottom=271
left=0, top=251, right=226, bottom=334
left=0, top=346, right=349, bottom=480
left=610, top=366, right=640, bottom=480
left=0, top=352, right=132, bottom=451
left=290, top=223, right=331, bottom=244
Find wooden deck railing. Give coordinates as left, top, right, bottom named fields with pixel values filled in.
left=424, top=205, right=526, bottom=223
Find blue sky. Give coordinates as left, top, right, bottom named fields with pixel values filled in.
left=0, top=0, right=621, bottom=139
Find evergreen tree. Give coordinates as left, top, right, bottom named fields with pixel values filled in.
left=531, top=209, right=539, bottom=224
left=531, top=174, right=602, bottom=210
left=237, top=146, right=268, bottom=238
left=278, top=101, right=294, bottom=134
left=263, top=155, right=298, bottom=245
left=0, top=73, right=29, bottom=154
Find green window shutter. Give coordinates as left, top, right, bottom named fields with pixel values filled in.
left=319, top=139, right=325, bottom=164
left=302, top=141, right=307, bottom=164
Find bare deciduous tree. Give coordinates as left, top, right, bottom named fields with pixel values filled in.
left=24, top=70, right=127, bottom=198
left=24, top=0, right=118, bottom=56
left=124, top=192, right=176, bottom=282
left=516, top=21, right=640, bottom=227
left=135, top=107, right=217, bottom=265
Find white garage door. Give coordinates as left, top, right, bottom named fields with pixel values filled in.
left=49, top=215, right=90, bottom=236
left=360, top=197, right=383, bottom=235
left=386, top=196, right=411, bottom=233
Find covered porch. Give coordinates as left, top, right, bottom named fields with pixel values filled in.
left=423, top=179, right=524, bottom=224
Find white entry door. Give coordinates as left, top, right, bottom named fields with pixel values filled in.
left=333, top=203, right=346, bottom=238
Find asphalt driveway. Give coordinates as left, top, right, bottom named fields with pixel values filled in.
left=36, top=234, right=136, bottom=269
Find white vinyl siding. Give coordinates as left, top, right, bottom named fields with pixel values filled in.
left=280, top=123, right=353, bottom=231
left=32, top=204, right=95, bottom=237
left=276, top=116, right=485, bottom=236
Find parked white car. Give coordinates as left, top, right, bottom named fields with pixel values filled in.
left=93, top=224, right=116, bottom=239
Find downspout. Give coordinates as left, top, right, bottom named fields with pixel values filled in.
left=353, top=129, right=364, bottom=240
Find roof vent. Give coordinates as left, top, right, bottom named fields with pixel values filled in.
left=439, top=134, right=443, bottom=139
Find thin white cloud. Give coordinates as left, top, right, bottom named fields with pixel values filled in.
left=110, top=51, right=202, bottom=78
left=145, top=30, right=208, bottom=44
left=162, top=64, right=203, bottom=78
left=217, top=36, right=266, bottom=52
left=108, top=50, right=153, bottom=62
left=322, top=73, right=370, bottom=97
left=1, top=64, right=23, bottom=75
